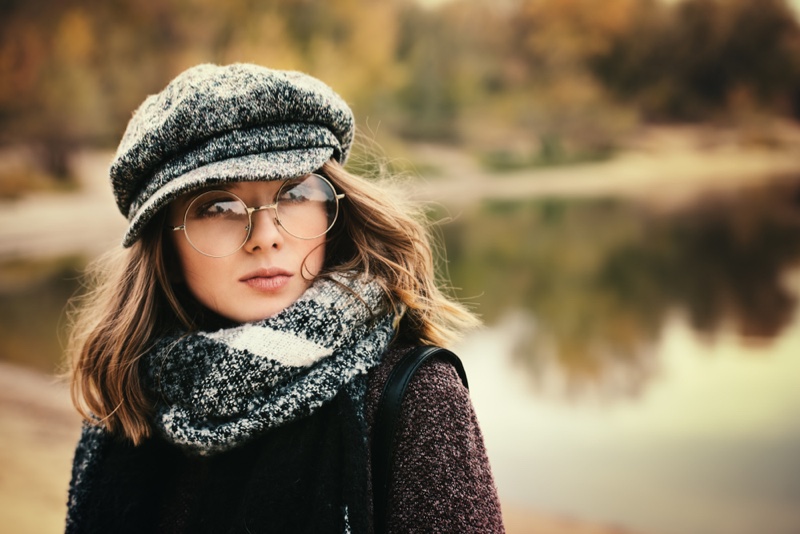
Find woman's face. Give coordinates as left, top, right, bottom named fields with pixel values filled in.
left=168, top=180, right=327, bottom=324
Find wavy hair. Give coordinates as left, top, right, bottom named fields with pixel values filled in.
left=67, top=159, right=479, bottom=443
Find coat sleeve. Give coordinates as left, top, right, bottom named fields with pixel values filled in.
left=366, top=348, right=505, bottom=533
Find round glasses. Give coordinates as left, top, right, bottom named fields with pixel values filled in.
left=169, top=173, right=344, bottom=257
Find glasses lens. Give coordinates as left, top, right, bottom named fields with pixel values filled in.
left=276, top=174, right=339, bottom=239
left=184, top=191, right=249, bottom=257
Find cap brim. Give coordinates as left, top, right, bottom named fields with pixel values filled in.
left=122, top=146, right=334, bottom=247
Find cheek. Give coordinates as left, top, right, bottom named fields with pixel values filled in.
left=169, top=232, right=193, bottom=281
left=170, top=235, right=217, bottom=297
left=301, top=240, right=327, bottom=277
left=179, top=256, right=234, bottom=317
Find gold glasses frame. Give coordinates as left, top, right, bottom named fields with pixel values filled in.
left=168, top=173, right=345, bottom=258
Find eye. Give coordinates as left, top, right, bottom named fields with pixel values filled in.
left=278, top=174, right=335, bottom=206
left=187, top=192, right=245, bottom=220
left=278, top=181, right=313, bottom=204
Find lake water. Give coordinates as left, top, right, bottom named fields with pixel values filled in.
left=441, top=177, right=800, bottom=534
left=2, top=175, right=800, bottom=534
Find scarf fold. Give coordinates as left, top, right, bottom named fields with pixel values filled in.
left=145, top=272, right=396, bottom=456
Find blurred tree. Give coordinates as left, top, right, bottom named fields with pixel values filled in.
left=0, top=0, right=176, bottom=176
left=720, top=0, right=800, bottom=117
left=466, top=0, right=639, bottom=165
left=394, top=4, right=461, bottom=140
left=0, top=0, right=413, bottom=175
left=1, top=0, right=799, bottom=182
left=591, top=0, right=800, bottom=121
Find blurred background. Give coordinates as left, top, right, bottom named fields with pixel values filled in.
left=2, top=0, right=800, bottom=532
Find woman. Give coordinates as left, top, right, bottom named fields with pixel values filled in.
left=65, top=63, right=504, bottom=533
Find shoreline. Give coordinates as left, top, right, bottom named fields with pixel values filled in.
left=2, top=125, right=800, bottom=261
left=405, top=126, right=800, bottom=210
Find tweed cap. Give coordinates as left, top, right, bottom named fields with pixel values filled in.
left=110, top=63, right=355, bottom=247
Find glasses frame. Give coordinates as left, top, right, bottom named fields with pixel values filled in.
left=168, top=173, right=345, bottom=258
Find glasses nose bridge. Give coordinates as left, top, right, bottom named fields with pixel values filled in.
left=246, top=202, right=278, bottom=217
left=245, top=202, right=280, bottom=232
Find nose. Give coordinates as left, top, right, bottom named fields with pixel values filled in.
left=244, top=207, right=283, bottom=252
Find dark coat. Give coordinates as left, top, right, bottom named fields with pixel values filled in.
left=65, top=346, right=505, bottom=533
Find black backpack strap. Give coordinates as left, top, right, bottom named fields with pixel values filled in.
left=371, top=346, right=469, bottom=534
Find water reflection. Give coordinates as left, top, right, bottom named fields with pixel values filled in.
left=0, top=257, right=83, bottom=373
left=457, top=314, right=800, bottom=534
left=442, top=176, right=800, bottom=398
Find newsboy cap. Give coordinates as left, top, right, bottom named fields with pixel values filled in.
left=110, top=63, right=355, bottom=247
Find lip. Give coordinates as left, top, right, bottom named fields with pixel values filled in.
left=240, top=267, right=292, bottom=292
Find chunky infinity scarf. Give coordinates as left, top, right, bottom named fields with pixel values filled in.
left=66, top=273, right=394, bottom=532
left=144, top=272, right=396, bottom=456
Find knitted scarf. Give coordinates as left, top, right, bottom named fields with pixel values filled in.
left=145, top=272, right=396, bottom=456
left=66, top=272, right=395, bottom=533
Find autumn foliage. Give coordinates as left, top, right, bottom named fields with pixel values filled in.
left=1, top=0, right=799, bottom=175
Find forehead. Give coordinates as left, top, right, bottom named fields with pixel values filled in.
left=224, top=180, right=284, bottom=197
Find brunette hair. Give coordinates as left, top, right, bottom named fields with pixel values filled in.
left=67, top=159, right=479, bottom=443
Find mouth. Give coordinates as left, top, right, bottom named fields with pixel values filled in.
left=240, top=268, right=292, bottom=291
